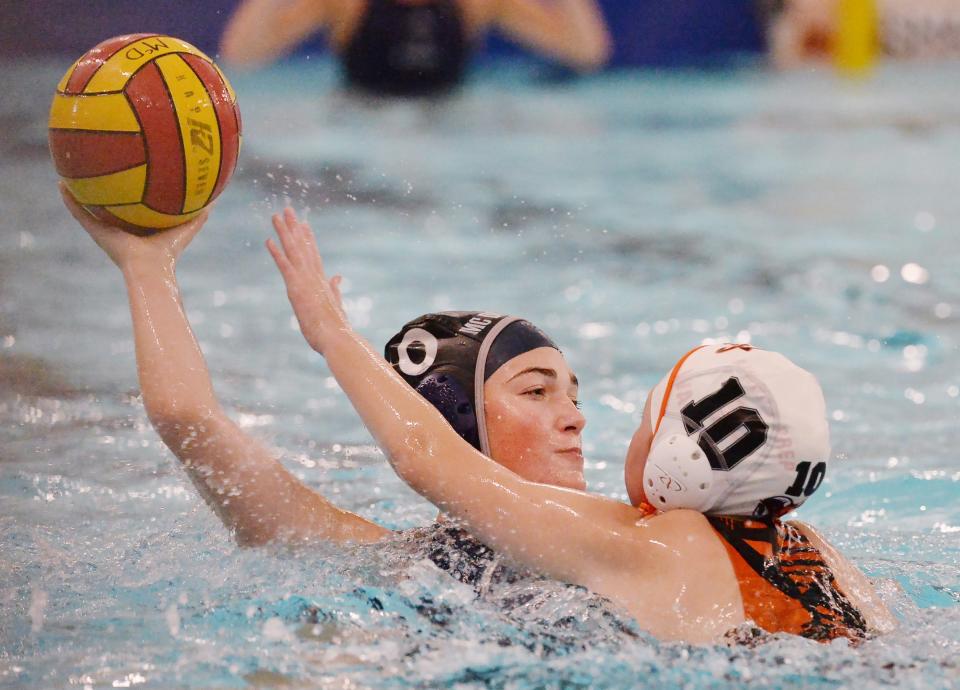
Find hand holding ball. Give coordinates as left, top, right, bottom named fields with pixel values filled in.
left=49, top=34, right=241, bottom=234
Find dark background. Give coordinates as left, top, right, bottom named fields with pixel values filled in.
left=1, top=0, right=766, bottom=67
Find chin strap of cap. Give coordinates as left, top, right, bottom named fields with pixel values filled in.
left=642, top=433, right=715, bottom=512
left=474, top=316, right=521, bottom=457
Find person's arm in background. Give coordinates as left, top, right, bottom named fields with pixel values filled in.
left=220, top=0, right=332, bottom=69
left=768, top=0, right=837, bottom=68
left=60, top=186, right=388, bottom=547
left=487, top=0, right=613, bottom=72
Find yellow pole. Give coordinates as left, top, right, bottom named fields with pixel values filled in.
left=835, top=0, right=879, bottom=74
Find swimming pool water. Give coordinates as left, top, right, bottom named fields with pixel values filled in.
left=1, top=57, right=958, bottom=689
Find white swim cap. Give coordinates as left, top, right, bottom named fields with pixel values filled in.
left=642, top=344, right=831, bottom=519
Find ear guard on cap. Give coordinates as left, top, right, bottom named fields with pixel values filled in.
left=415, top=372, right=480, bottom=450
left=642, top=433, right=714, bottom=512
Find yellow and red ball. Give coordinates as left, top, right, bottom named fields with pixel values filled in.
left=49, top=34, right=242, bottom=234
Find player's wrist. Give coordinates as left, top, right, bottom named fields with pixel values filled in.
left=314, top=323, right=359, bottom=356
left=121, top=253, right=177, bottom=282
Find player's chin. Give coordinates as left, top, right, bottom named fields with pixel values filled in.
left=567, top=474, right=587, bottom=491
left=561, top=473, right=587, bottom=492
left=551, top=456, right=587, bottom=491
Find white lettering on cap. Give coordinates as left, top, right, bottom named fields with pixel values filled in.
left=458, top=312, right=501, bottom=336
left=396, top=327, right=438, bottom=377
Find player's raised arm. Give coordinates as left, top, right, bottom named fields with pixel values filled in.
left=266, top=207, right=647, bottom=586
left=61, top=186, right=387, bottom=547
left=220, top=0, right=332, bottom=69
left=490, top=0, right=613, bottom=72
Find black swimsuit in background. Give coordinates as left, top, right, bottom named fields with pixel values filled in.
left=341, top=0, right=470, bottom=95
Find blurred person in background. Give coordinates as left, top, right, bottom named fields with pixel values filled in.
left=766, top=0, right=960, bottom=68
left=220, top=0, right=612, bottom=96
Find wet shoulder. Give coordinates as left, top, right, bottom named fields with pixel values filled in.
left=621, top=509, right=731, bottom=579
left=641, top=508, right=719, bottom=545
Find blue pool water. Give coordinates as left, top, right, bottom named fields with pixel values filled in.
left=1, top=57, right=959, bottom=688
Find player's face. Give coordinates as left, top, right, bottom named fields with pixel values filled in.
left=483, top=347, right=586, bottom=490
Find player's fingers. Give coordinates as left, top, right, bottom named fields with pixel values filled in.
left=266, top=238, right=294, bottom=277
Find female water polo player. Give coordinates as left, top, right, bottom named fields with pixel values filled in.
left=220, top=0, right=611, bottom=95
left=265, top=206, right=896, bottom=643
left=59, top=186, right=893, bottom=642
left=58, top=186, right=585, bottom=595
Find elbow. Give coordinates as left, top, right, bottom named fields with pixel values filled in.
left=568, top=37, right=612, bottom=73
left=234, top=526, right=275, bottom=548
left=587, top=33, right=614, bottom=71
left=217, top=36, right=263, bottom=72
left=577, top=51, right=609, bottom=74
left=230, top=516, right=286, bottom=547
left=218, top=35, right=243, bottom=69
left=384, top=445, right=419, bottom=487
left=217, top=49, right=253, bottom=73
left=146, top=403, right=219, bottom=451
left=383, top=426, right=436, bottom=492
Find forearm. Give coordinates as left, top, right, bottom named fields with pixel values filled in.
left=121, top=261, right=243, bottom=524
left=494, top=0, right=612, bottom=72
left=319, top=328, right=638, bottom=584
left=220, top=0, right=326, bottom=68
left=266, top=207, right=630, bottom=575
left=121, top=261, right=384, bottom=546
left=322, top=329, right=444, bottom=466
left=182, top=431, right=387, bottom=547
left=122, top=259, right=219, bottom=427
left=555, top=0, right=612, bottom=70
left=319, top=327, right=515, bottom=504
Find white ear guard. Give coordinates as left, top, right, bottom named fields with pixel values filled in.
left=642, top=433, right=715, bottom=512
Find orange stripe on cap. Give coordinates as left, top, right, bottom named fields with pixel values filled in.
left=653, top=345, right=707, bottom=436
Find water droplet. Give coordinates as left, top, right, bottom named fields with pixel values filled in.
left=901, top=263, right=929, bottom=285
left=913, top=211, right=936, bottom=232
left=871, top=265, right=890, bottom=283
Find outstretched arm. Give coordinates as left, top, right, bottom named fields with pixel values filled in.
left=61, top=187, right=387, bottom=546
left=219, top=0, right=331, bottom=70
left=488, top=0, right=612, bottom=72
left=267, top=208, right=644, bottom=588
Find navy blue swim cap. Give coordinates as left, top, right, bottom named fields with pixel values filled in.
left=384, top=312, right=558, bottom=455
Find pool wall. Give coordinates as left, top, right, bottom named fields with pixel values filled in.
left=1, top=0, right=765, bottom=67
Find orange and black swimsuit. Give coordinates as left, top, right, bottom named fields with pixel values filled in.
left=708, top=515, right=869, bottom=642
